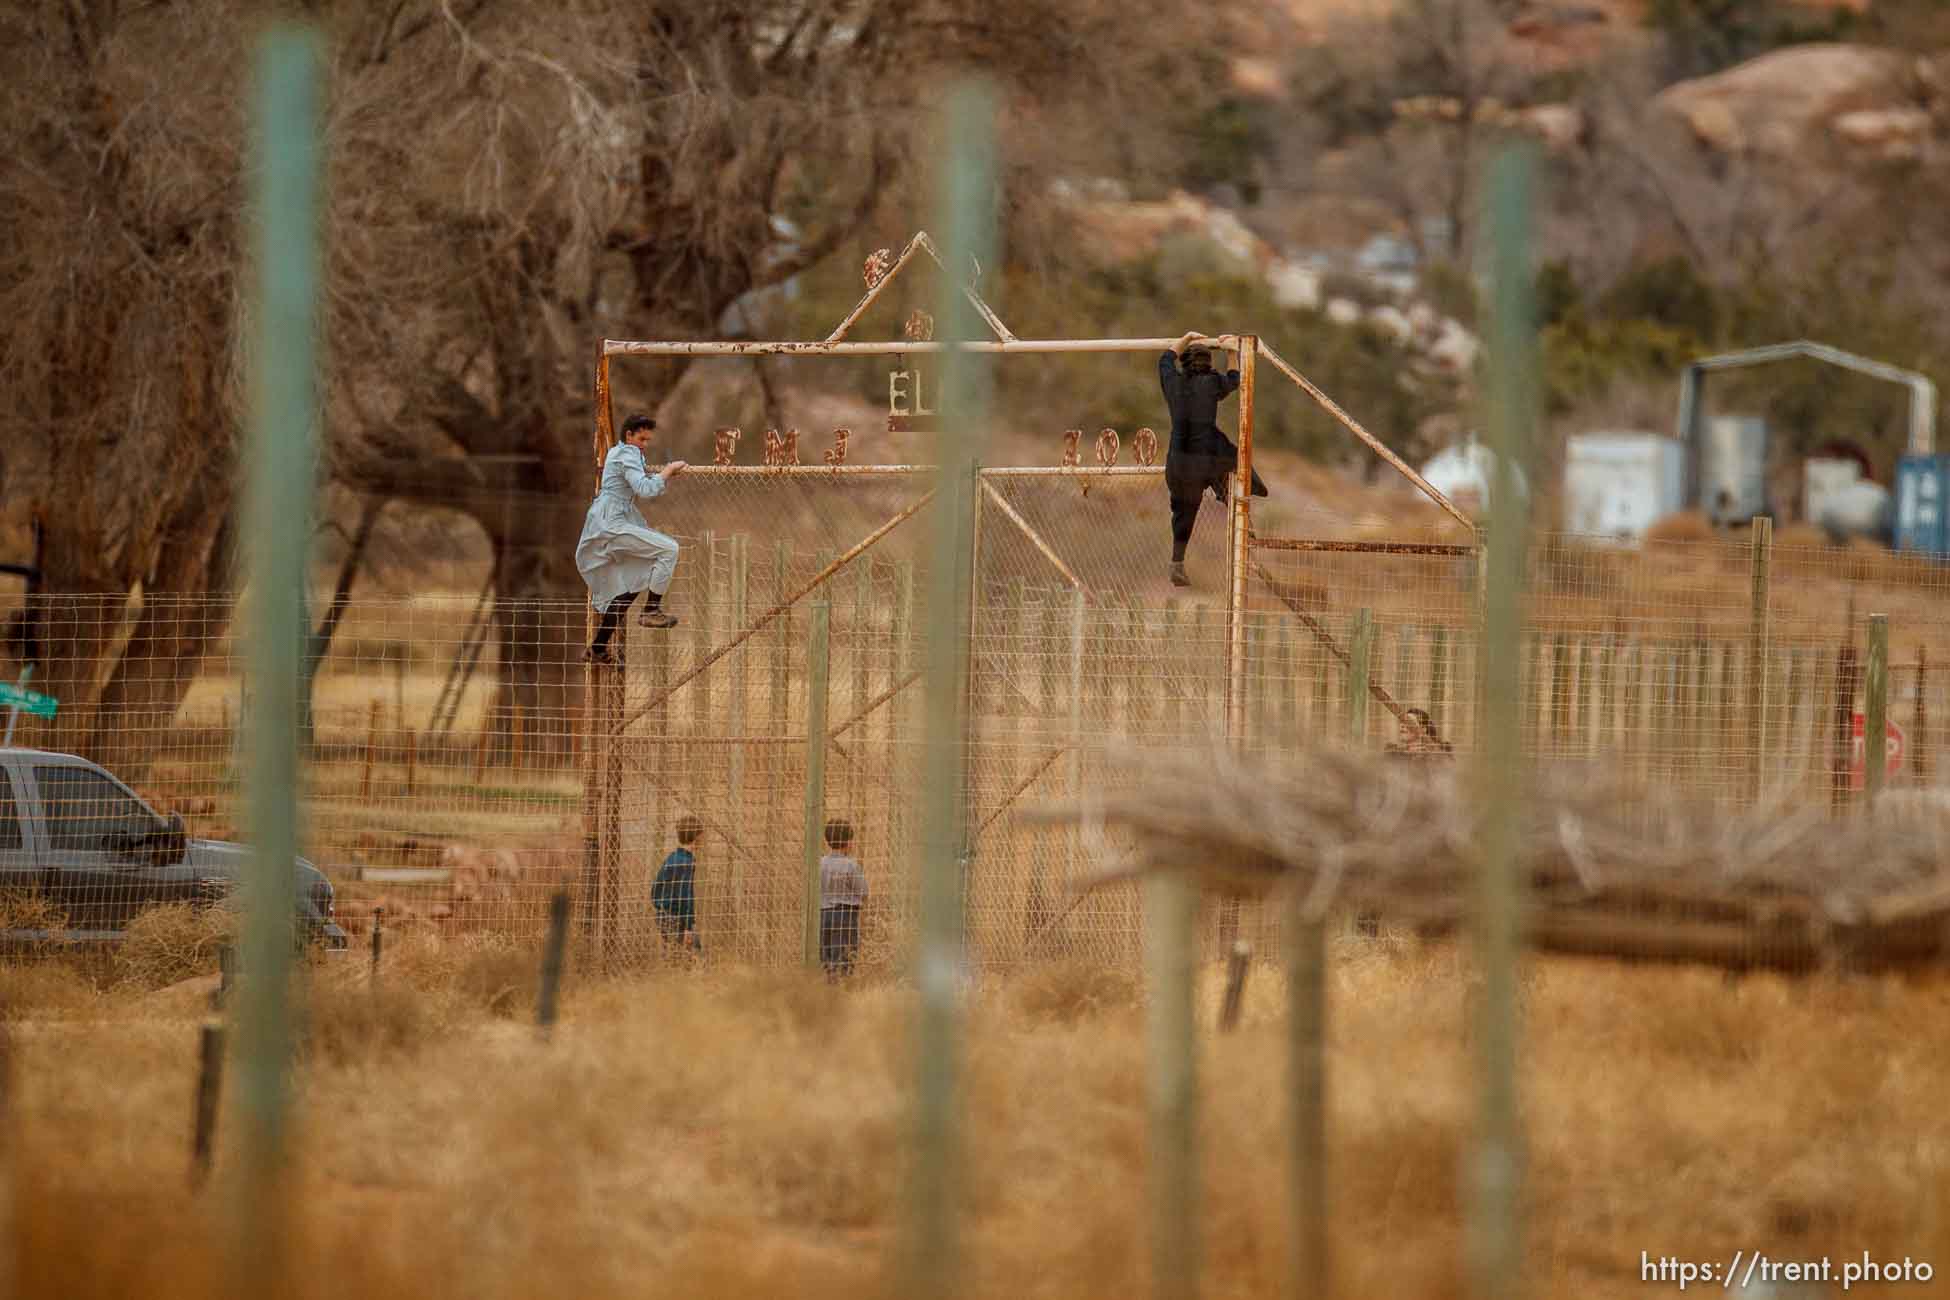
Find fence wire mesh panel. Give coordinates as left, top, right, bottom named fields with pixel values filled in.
left=594, top=471, right=940, bottom=970
left=1243, top=528, right=1950, bottom=970
left=970, top=469, right=1231, bottom=970
left=13, top=519, right=1950, bottom=974
left=1244, top=532, right=1950, bottom=796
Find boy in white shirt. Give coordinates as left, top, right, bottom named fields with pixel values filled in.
left=817, top=818, right=868, bottom=979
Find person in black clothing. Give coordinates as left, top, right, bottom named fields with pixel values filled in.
left=1159, top=330, right=1269, bottom=587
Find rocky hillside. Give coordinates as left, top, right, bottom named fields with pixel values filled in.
left=1657, top=42, right=1946, bottom=161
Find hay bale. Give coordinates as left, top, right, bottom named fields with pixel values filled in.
left=1026, top=745, right=1950, bottom=974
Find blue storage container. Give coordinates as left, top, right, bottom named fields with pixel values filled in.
left=1894, top=454, right=1950, bottom=557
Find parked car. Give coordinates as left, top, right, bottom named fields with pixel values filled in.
left=0, top=748, right=347, bottom=950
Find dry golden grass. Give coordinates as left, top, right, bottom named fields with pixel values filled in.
left=2, top=937, right=1946, bottom=1299
left=0, top=889, right=67, bottom=937
left=0, top=961, right=106, bottom=1021
left=1007, top=957, right=1143, bottom=1024
left=114, top=903, right=238, bottom=991
left=299, top=972, right=446, bottom=1066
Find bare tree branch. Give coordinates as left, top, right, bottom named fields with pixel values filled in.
left=756, top=133, right=893, bottom=291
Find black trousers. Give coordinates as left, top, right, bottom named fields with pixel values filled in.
left=1166, top=448, right=1266, bottom=561
left=656, top=912, right=698, bottom=951
left=1168, top=458, right=1228, bottom=559
left=590, top=589, right=638, bottom=650
left=820, top=904, right=861, bottom=977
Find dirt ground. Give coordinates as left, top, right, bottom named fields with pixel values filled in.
left=6, top=929, right=1948, bottom=1300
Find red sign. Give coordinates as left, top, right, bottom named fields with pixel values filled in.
left=1850, top=713, right=1906, bottom=790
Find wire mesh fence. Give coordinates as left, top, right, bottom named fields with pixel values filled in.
left=1245, top=529, right=1950, bottom=809
left=8, top=490, right=1950, bottom=972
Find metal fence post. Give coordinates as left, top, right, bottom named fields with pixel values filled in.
left=728, top=535, right=750, bottom=958
left=536, top=891, right=570, bottom=1039
left=1866, top=613, right=1889, bottom=806
left=1468, top=142, right=1537, bottom=1300
left=901, top=80, right=996, bottom=1300
left=1068, top=587, right=1086, bottom=899
left=1914, top=645, right=1931, bottom=785
left=1147, top=871, right=1199, bottom=1300
left=234, top=26, right=322, bottom=1293
left=801, top=574, right=833, bottom=969
left=1347, top=609, right=1374, bottom=744
left=1747, top=517, right=1772, bottom=801
left=1286, top=891, right=1327, bottom=1300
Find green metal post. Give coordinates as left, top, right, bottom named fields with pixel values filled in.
left=728, top=536, right=749, bottom=958
left=801, top=565, right=833, bottom=968
left=1596, top=634, right=1616, bottom=755
left=1575, top=637, right=1593, bottom=753
left=1347, top=609, right=1374, bottom=743
left=235, top=25, right=322, bottom=1292
left=1148, top=871, right=1200, bottom=1300
left=1395, top=625, right=1416, bottom=733
left=1866, top=613, right=1889, bottom=805
left=1470, top=143, right=1537, bottom=1300
left=902, top=81, right=997, bottom=1300
left=1067, top=587, right=1085, bottom=896
left=1430, top=625, right=1450, bottom=734
left=1551, top=633, right=1571, bottom=747
left=1782, top=649, right=1806, bottom=786
left=1287, top=887, right=1327, bottom=1300
left=1747, top=519, right=1772, bottom=800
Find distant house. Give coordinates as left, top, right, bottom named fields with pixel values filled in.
left=1420, top=435, right=1528, bottom=516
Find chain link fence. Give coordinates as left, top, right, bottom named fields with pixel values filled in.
left=7, top=488, right=1950, bottom=971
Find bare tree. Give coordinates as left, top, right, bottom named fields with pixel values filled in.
left=0, top=1, right=525, bottom=762
left=0, top=4, right=251, bottom=763
left=324, top=0, right=1191, bottom=759
left=0, top=0, right=1194, bottom=766
left=1297, top=0, right=1536, bottom=266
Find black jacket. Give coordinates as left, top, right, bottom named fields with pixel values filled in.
left=1159, top=351, right=1240, bottom=453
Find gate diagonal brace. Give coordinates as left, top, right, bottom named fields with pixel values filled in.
left=614, top=490, right=935, bottom=733
left=1248, top=555, right=1410, bottom=726
left=828, top=737, right=899, bottom=796
left=829, top=669, right=924, bottom=743
left=974, top=745, right=1070, bottom=845
left=979, top=480, right=1091, bottom=596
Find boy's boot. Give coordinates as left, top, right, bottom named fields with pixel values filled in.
left=1169, top=561, right=1190, bottom=587
left=637, top=590, right=679, bottom=629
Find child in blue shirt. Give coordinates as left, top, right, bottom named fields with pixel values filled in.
left=652, top=815, right=702, bottom=951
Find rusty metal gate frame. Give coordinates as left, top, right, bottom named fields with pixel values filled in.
left=579, top=235, right=1475, bottom=965
left=571, top=461, right=1164, bottom=964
